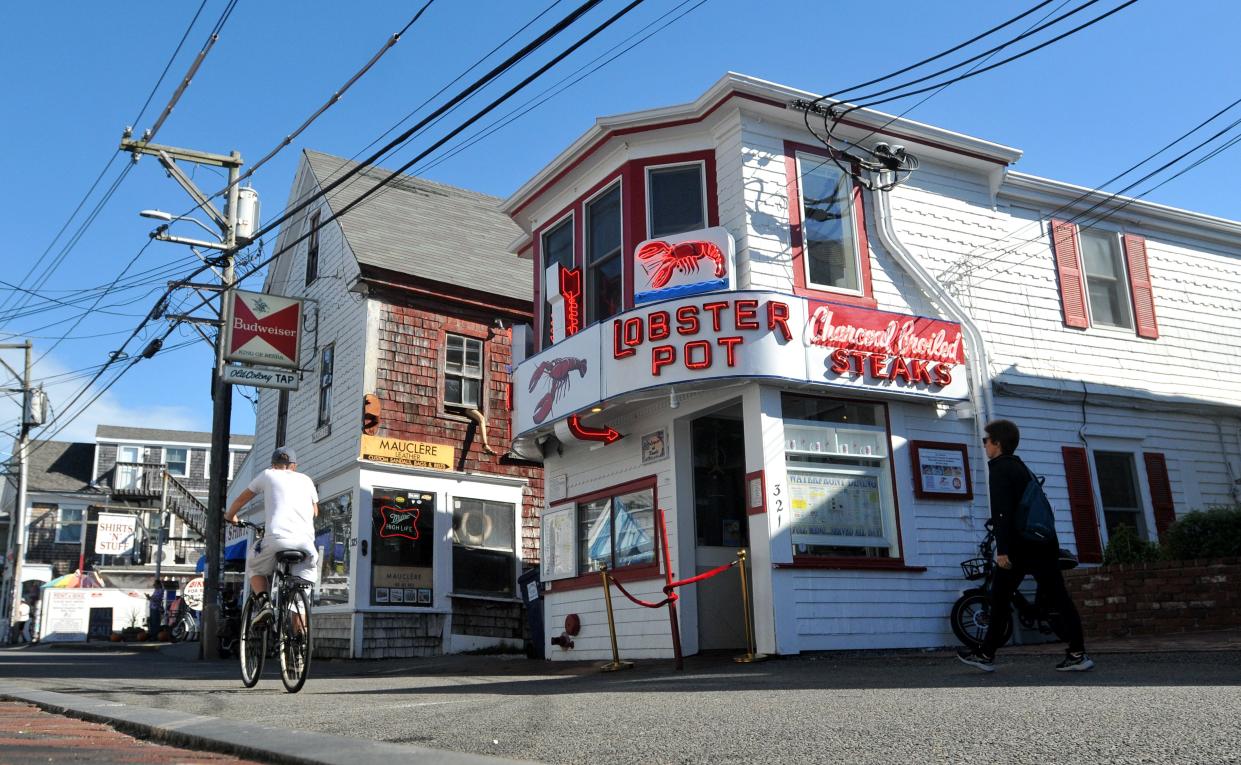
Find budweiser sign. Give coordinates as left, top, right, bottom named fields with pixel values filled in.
left=807, top=301, right=965, bottom=388
left=224, top=290, right=304, bottom=369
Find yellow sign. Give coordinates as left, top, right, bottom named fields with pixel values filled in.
left=360, top=435, right=454, bottom=471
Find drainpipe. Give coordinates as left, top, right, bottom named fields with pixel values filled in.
left=871, top=176, right=994, bottom=515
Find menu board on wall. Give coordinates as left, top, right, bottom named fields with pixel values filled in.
left=371, top=487, right=435, bottom=606
left=787, top=469, right=886, bottom=548
left=541, top=505, right=576, bottom=581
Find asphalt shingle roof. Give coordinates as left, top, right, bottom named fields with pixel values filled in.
left=303, top=149, right=530, bottom=303
left=95, top=426, right=254, bottom=446
left=24, top=440, right=95, bottom=494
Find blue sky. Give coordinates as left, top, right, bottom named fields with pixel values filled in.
left=1, top=0, right=1237, bottom=445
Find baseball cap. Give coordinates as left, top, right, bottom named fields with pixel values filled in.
left=271, top=446, right=298, bottom=464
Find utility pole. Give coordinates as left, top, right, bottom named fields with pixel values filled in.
left=121, top=134, right=243, bottom=659
left=1, top=342, right=32, bottom=638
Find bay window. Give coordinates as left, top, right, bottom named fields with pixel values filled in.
left=646, top=163, right=706, bottom=238
left=540, top=216, right=574, bottom=346
left=585, top=183, right=623, bottom=325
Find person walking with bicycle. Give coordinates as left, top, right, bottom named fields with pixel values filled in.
left=225, top=446, right=318, bottom=628
left=957, top=419, right=1094, bottom=673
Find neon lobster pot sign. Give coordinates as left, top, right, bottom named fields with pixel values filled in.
left=632, top=226, right=735, bottom=305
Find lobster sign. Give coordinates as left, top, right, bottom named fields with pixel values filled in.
left=633, top=226, right=735, bottom=305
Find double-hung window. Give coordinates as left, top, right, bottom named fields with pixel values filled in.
left=1079, top=229, right=1133, bottom=329
left=540, top=217, right=575, bottom=347
left=1093, top=451, right=1148, bottom=540
left=1050, top=220, right=1159, bottom=338
left=646, top=163, right=706, bottom=238
left=317, top=344, right=334, bottom=428
left=444, top=333, right=483, bottom=409
left=795, top=152, right=861, bottom=293
left=56, top=506, right=84, bottom=544
left=585, top=184, right=623, bottom=325
left=164, top=447, right=189, bottom=477
left=577, top=484, right=656, bottom=573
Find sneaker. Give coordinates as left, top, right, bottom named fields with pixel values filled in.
left=250, top=597, right=273, bottom=629
left=1055, top=652, right=1095, bottom=672
left=956, top=648, right=996, bottom=672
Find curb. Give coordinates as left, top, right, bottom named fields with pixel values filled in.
left=0, top=684, right=539, bottom=765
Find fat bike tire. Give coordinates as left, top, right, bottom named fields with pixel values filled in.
left=950, top=593, right=1012, bottom=650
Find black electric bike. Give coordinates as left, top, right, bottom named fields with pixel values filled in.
left=950, top=521, right=1078, bottom=650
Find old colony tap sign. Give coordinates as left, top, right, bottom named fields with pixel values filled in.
left=512, top=291, right=969, bottom=436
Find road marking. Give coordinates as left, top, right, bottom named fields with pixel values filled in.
left=378, top=700, right=476, bottom=709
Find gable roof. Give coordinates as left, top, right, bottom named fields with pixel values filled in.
left=302, top=149, right=530, bottom=304
left=25, top=441, right=96, bottom=494
left=95, top=425, right=255, bottom=446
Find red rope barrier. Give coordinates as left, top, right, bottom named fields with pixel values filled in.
left=607, top=558, right=739, bottom=609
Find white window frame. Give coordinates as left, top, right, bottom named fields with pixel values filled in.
left=644, top=161, right=707, bottom=239
left=584, top=180, right=625, bottom=326
left=539, top=211, right=575, bottom=347
left=163, top=447, right=189, bottom=478
left=317, top=343, right=334, bottom=428
left=443, top=333, right=484, bottom=409
left=1077, top=227, right=1134, bottom=330
left=55, top=506, right=85, bottom=544
left=1087, top=442, right=1157, bottom=544
left=795, top=151, right=863, bottom=296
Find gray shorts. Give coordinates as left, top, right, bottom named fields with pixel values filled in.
left=245, top=538, right=317, bottom=583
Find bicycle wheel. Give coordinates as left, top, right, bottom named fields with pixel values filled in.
left=950, top=593, right=1013, bottom=650
left=278, top=586, right=312, bottom=693
left=239, top=597, right=266, bottom=688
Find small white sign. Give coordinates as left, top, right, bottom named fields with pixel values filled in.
left=221, top=364, right=300, bottom=390
left=95, top=512, right=137, bottom=555
left=182, top=577, right=205, bottom=611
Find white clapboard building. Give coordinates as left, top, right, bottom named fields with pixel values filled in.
left=502, top=72, right=1241, bottom=658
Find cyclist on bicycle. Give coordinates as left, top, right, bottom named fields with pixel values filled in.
left=225, top=446, right=318, bottom=627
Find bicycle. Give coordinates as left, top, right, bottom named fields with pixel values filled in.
left=233, top=521, right=313, bottom=693
left=950, top=521, right=1078, bottom=650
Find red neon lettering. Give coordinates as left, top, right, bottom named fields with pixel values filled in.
left=676, top=306, right=699, bottom=335
left=612, top=320, right=635, bottom=359
left=868, top=353, right=887, bottom=379
left=909, top=359, right=933, bottom=384
left=623, top=317, right=644, bottom=348
left=933, top=363, right=954, bottom=387
left=685, top=340, right=712, bottom=370
left=717, top=336, right=743, bottom=367
left=648, top=311, right=670, bottom=341
left=848, top=350, right=867, bottom=375
left=887, top=356, right=911, bottom=383
left=651, top=345, right=676, bottom=375
left=559, top=267, right=582, bottom=337
left=734, top=299, right=759, bottom=330
left=702, top=301, right=729, bottom=332
left=767, top=301, right=792, bottom=341
left=830, top=348, right=850, bottom=375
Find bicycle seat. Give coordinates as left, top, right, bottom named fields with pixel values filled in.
left=276, top=550, right=308, bottom=564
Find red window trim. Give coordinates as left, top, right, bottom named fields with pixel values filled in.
left=784, top=140, right=876, bottom=309
left=782, top=397, right=909, bottom=567
left=545, top=474, right=661, bottom=591
left=531, top=150, right=719, bottom=351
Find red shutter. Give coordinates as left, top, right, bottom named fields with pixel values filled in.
left=1050, top=220, right=1089, bottom=329
left=1061, top=446, right=1103, bottom=563
left=1143, top=452, right=1177, bottom=538
left=1123, top=233, right=1159, bottom=339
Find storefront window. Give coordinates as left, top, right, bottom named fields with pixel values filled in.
left=451, top=498, right=516, bottom=597
left=370, top=488, right=435, bottom=606
left=315, top=492, right=353, bottom=605
left=577, top=486, right=655, bottom=573
left=781, top=394, right=899, bottom=559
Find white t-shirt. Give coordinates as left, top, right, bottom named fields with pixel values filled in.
left=246, top=468, right=319, bottom=547
left=17, top=602, right=30, bottom=621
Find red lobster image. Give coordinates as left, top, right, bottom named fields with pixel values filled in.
left=529, top=356, right=588, bottom=424
left=637, top=240, right=726, bottom=289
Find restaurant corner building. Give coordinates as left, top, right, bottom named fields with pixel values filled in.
left=503, top=73, right=1241, bottom=659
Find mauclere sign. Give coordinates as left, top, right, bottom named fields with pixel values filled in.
left=359, top=435, right=454, bottom=471
left=224, top=290, right=303, bottom=369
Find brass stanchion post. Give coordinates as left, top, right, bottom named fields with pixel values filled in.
left=598, top=565, right=634, bottom=672
left=734, top=548, right=767, bottom=663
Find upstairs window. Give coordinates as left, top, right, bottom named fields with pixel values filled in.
left=585, top=183, right=623, bottom=325
left=646, top=163, right=706, bottom=238
left=444, top=333, right=483, bottom=409
left=306, top=210, right=321, bottom=285
left=317, top=344, right=334, bottom=428
left=1050, top=220, right=1158, bottom=338
left=1079, top=228, right=1133, bottom=329
left=796, top=153, right=861, bottom=293
left=56, top=506, right=84, bottom=544
left=540, top=216, right=575, bottom=347
left=164, top=447, right=189, bottom=477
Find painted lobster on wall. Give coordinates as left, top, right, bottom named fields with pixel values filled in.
left=636, top=239, right=726, bottom=289
left=529, top=356, right=588, bottom=424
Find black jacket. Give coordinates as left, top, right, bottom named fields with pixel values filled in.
left=988, top=453, right=1034, bottom=558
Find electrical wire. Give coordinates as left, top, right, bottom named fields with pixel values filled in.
left=144, top=0, right=240, bottom=141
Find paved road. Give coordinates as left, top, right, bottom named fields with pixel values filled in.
left=2, top=643, right=1239, bottom=764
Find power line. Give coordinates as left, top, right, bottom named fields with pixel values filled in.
left=143, top=0, right=240, bottom=141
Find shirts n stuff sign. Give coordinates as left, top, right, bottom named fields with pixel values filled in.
left=224, top=290, right=304, bottom=369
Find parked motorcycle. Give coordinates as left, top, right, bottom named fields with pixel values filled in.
left=950, top=521, right=1078, bottom=649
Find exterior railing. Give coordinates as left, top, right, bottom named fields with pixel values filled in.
left=109, top=461, right=165, bottom=498
left=163, top=472, right=208, bottom=539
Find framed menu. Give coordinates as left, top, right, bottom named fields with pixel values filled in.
left=541, top=505, right=576, bottom=581
left=910, top=440, right=973, bottom=500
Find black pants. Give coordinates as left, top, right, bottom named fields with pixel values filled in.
left=981, top=554, right=1085, bottom=657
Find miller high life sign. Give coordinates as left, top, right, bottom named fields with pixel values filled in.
left=224, top=290, right=303, bottom=370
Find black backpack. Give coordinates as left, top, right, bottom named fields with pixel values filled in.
left=1016, top=467, right=1058, bottom=545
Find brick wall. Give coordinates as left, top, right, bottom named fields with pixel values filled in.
left=374, top=298, right=543, bottom=563
left=1064, top=557, right=1241, bottom=639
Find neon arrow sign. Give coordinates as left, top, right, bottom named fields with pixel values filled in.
left=567, top=415, right=621, bottom=444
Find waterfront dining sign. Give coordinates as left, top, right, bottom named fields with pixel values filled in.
left=513, top=290, right=969, bottom=435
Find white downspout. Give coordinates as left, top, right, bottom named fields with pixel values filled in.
left=871, top=177, right=994, bottom=515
